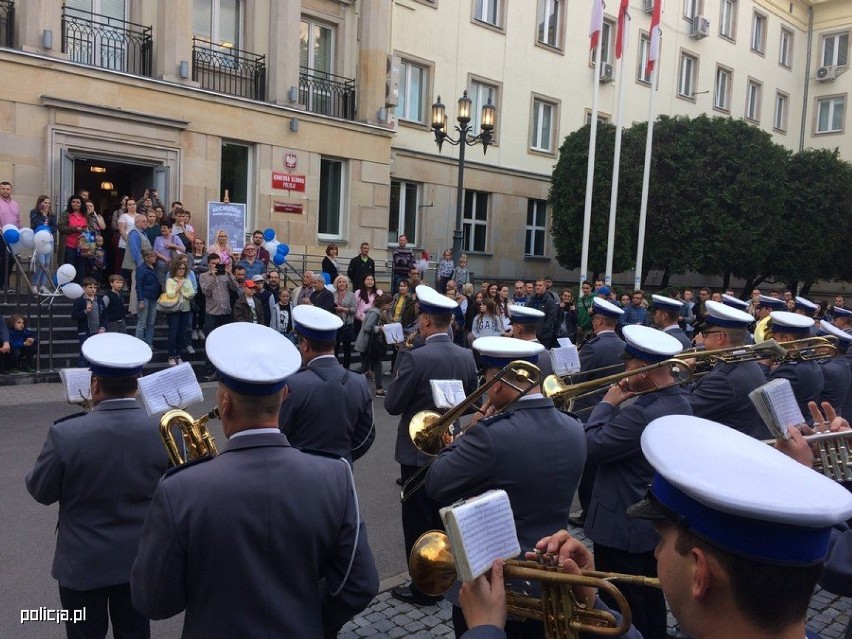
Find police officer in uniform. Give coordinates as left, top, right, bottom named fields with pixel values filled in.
left=427, top=336, right=586, bottom=638
left=720, top=294, right=755, bottom=344
left=26, top=333, right=167, bottom=639
left=650, top=294, right=692, bottom=349
left=817, top=321, right=852, bottom=417
left=584, top=326, right=692, bottom=639
left=278, top=305, right=375, bottom=463
left=130, top=322, right=379, bottom=637
left=685, top=300, right=771, bottom=439
left=386, top=285, right=478, bottom=606
left=507, top=304, right=553, bottom=377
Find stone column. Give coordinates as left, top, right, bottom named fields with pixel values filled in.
left=154, top=0, right=193, bottom=83
left=17, top=0, right=63, bottom=56
left=357, top=0, right=391, bottom=125
left=267, top=0, right=302, bottom=107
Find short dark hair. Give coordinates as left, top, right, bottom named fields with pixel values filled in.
left=95, top=375, right=139, bottom=397
left=160, top=220, right=173, bottom=229
left=374, top=293, right=393, bottom=307
left=207, top=253, right=221, bottom=264
left=108, top=274, right=124, bottom=284
left=298, top=334, right=336, bottom=353
left=0, top=181, right=11, bottom=187
left=82, top=277, right=98, bottom=287
left=325, top=243, right=338, bottom=256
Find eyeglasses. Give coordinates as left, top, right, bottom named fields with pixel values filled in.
left=700, top=330, right=724, bottom=338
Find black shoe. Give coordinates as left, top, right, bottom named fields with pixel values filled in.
left=395, top=477, right=403, bottom=486
left=390, top=584, right=442, bottom=606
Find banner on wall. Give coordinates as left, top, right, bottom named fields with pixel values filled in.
left=207, top=202, right=246, bottom=251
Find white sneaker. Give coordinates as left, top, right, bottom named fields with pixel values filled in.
left=185, top=345, right=196, bottom=355
left=197, top=330, right=206, bottom=340
left=191, top=330, right=199, bottom=341
left=168, top=357, right=177, bottom=367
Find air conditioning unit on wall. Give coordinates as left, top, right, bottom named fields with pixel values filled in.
left=816, top=65, right=838, bottom=81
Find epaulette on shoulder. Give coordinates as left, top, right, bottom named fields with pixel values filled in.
left=586, top=335, right=600, bottom=345
left=163, top=454, right=213, bottom=478
left=480, top=411, right=513, bottom=427
left=298, top=447, right=347, bottom=461
left=54, top=411, right=87, bottom=426
left=409, top=342, right=425, bottom=351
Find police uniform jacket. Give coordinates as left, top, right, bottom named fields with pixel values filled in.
left=662, top=325, right=692, bottom=349
left=766, top=359, right=824, bottom=419
left=686, top=361, right=771, bottom=439
left=426, top=396, right=585, bottom=553
left=584, top=386, right=693, bottom=553
left=531, top=339, right=553, bottom=378
left=572, top=331, right=625, bottom=419
left=130, top=432, right=379, bottom=638
left=819, top=357, right=851, bottom=416
left=385, top=333, right=478, bottom=466
left=25, top=398, right=168, bottom=591
left=278, top=355, right=375, bottom=462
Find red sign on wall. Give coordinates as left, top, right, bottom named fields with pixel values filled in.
left=274, top=201, right=303, bottom=214
left=272, top=171, right=306, bottom=192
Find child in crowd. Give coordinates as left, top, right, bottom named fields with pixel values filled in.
left=77, top=230, right=95, bottom=280
left=6, top=314, right=37, bottom=372
left=71, top=277, right=107, bottom=366
left=436, top=249, right=455, bottom=294
left=90, top=234, right=107, bottom=287
left=451, top=253, right=470, bottom=287
left=102, top=274, right=128, bottom=333
left=275, top=288, right=296, bottom=344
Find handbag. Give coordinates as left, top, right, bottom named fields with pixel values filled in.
left=367, top=329, right=386, bottom=360
left=156, top=291, right=181, bottom=313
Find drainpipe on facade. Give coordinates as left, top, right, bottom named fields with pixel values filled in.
left=800, top=7, right=814, bottom=152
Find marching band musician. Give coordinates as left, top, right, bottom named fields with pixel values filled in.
left=583, top=326, right=692, bottom=639
left=719, top=294, right=755, bottom=344
left=131, top=322, right=379, bottom=637
left=426, top=336, right=586, bottom=639
left=649, top=294, right=692, bottom=349
left=832, top=306, right=852, bottom=334
left=506, top=304, right=554, bottom=377
left=816, top=322, right=852, bottom=417
left=278, top=305, right=375, bottom=463
left=386, top=284, right=478, bottom=606
left=753, top=294, right=786, bottom=343
left=684, top=300, right=771, bottom=438
left=26, top=333, right=168, bottom=639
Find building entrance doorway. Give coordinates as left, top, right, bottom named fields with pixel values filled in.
left=69, top=157, right=170, bottom=220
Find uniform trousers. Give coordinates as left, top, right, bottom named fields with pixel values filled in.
left=58, top=583, right=149, bottom=639
left=452, top=604, right=544, bottom=639
left=593, top=542, right=666, bottom=639
left=401, top=463, right=444, bottom=595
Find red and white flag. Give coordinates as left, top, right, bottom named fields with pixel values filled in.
left=615, top=0, right=630, bottom=59
left=589, top=0, right=605, bottom=51
left=646, top=0, right=662, bottom=76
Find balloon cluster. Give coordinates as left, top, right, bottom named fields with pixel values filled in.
left=2, top=224, right=80, bottom=298
left=261, top=228, right=290, bottom=266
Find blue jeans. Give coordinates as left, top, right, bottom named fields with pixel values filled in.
left=135, top=299, right=158, bottom=347
left=167, top=310, right=191, bottom=357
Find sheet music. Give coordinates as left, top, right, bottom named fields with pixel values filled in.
left=59, top=368, right=92, bottom=403
left=550, top=345, right=581, bottom=376
left=382, top=322, right=405, bottom=344
left=556, top=338, right=573, bottom=349
left=137, top=362, right=204, bottom=416
left=430, top=379, right=467, bottom=409
left=748, top=378, right=804, bottom=439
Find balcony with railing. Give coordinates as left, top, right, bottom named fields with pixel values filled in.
left=299, top=67, right=357, bottom=120
left=0, top=0, right=14, bottom=48
left=192, top=38, right=266, bottom=101
left=61, top=5, right=152, bottom=76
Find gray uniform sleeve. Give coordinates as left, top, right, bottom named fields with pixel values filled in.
left=385, top=349, right=417, bottom=416
left=351, top=395, right=376, bottom=461
left=425, top=422, right=497, bottom=503
left=584, top=402, right=644, bottom=465
left=25, top=428, right=63, bottom=505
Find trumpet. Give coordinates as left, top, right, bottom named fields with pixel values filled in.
left=409, top=531, right=660, bottom=639
left=765, top=430, right=851, bottom=481
left=159, top=408, right=220, bottom=466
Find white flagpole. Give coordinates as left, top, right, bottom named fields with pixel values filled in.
left=580, top=38, right=603, bottom=287
left=605, top=13, right=630, bottom=287
left=634, top=58, right=660, bottom=291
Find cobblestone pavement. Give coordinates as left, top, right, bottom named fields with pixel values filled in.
left=341, top=524, right=852, bottom=638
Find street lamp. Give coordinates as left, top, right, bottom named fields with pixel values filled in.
left=431, top=91, right=496, bottom=262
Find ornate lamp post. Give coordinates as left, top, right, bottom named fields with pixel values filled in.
left=431, top=91, right=496, bottom=262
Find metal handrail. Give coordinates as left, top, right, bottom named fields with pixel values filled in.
left=192, top=37, right=266, bottom=101
left=61, top=5, right=152, bottom=76
left=298, top=66, right=357, bottom=119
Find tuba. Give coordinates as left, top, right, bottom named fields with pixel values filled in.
left=765, top=430, right=852, bottom=481
left=159, top=408, right=220, bottom=466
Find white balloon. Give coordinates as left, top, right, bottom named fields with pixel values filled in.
left=1, top=223, right=16, bottom=234
left=10, top=241, right=22, bottom=255
left=264, top=240, right=280, bottom=254
left=35, top=241, right=53, bottom=255
left=34, top=229, right=53, bottom=247
left=61, top=283, right=84, bottom=300
left=57, top=263, right=77, bottom=285
left=18, top=227, right=35, bottom=248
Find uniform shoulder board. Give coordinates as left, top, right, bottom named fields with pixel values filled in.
left=53, top=411, right=87, bottom=426
left=586, top=335, right=600, bottom=345
left=480, top=411, right=513, bottom=427
left=634, top=394, right=659, bottom=408
left=163, top=454, right=213, bottom=478
left=408, top=341, right=425, bottom=352
left=297, top=447, right=347, bottom=462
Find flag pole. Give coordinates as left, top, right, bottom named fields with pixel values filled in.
left=634, top=58, right=659, bottom=291
left=580, top=27, right=603, bottom=287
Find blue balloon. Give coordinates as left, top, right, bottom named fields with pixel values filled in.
left=35, top=224, right=51, bottom=234
left=53, top=274, right=58, bottom=286
left=277, top=243, right=290, bottom=257
left=273, top=253, right=285, bottom=266
left=322, top=272, right=331, bottom=285
left=3, top=229, right=19, bottom=244
left=263, top=228, right=275, bottom=241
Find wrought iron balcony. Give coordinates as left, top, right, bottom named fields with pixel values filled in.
left=299, top=67, right=357, bottom=120
left=0, top=0, right=14, bottom=48
left=192, top=38, right=266, bottom=101
left=61, top=5, right=152, bottom=76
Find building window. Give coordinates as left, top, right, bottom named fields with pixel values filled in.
left=474, top=0, right=501, bottom=28
left=530, top=97, right=557, bottom=153
left=821, top=32, right=849, bottom=67
left=719, top=0, right=737, bottom=40
left=779, top=27, right=794, bottom=68
left=462, top=190, right=489, bottom=253
left=678, top=52, right=698, bottom=99
left=585, top=110, right=611, bottom=125
left=774, top=92, right=788, bottom=132
left=398, top=59, right=428, bottom=123
left=816, top=95, right=846, bottom=134
left=525, top=200, right=547, bottom=257
left=300, top=18, right=334, bottom=75
left=470, top=80, right=499, bottom=137
left=637, top=33, right=652, bottom=84
left=745, top=79, right=762, bottom=122
left=600, top=19, right=615, bottom=66
left=537, top=0, right=562, bottom=48
left=318, top=158, right=345, bottom=239
left=714, top=66, right=732, bottom=112
left=684, top=0, right=702, bottom=21
left=388, top=181, right=418, bottom=245
left=221, top=141, right=250, bottom=213
left=751, top=13, right=766, bottom=55
left=193, top=0, right=241, bottom=48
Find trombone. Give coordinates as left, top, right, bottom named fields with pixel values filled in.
left=409, top=531, right=660, bottom=639
left=159, top=408, right=220, bottom=466
left=400, top=361, right=542, bottom=502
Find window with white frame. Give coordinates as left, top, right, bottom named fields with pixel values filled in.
left=474, top=0, right=501, bottom=28
left=300, top=18, right=334, bottom=75
left=525, top=200, right=547, bottom=257
left=388, top=181, right=418, bottom=245
left=398, top=59, right=428, bottom=123
left=678, top=52, right=698, bottom=99
left=816, top=95, right=846, bottom=134
left=537, top=0, right=562, bottom=48
left=637, top=33, right=652, bottom=83
left=779, top=27, right=794, bottom=68
left=530, top=97, right=557, bottom=153
left=774, top=92, right=788, bottom=132
left=684, top=0, right=702, bottom=21
left=751, top=13, right=766, bottom=55
left=193, top=0, right=241, bottom=48
left=318, top=158, right=345, bottom=239
left=719, top=0, right=737, bottom=40
left=221, top=141, right=252, bottom=225
left=585, top=110, right=611, bottom=125
left=66, top=0, right=129, bottom=69
left=821, top=32, right=849, bottom=67
left=714, top=66, right=732, bottom=112
left=599, top=19, right=615, bottom=66
left=470, top=80, right=499, bottom=137
left=745, top=79, right=762, bottom=122
left=462, top=190, right=489, bottom=253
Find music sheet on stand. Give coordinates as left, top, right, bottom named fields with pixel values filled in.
left=137, top=362, right=204, bottom=416
left=59, top=368, right=92, bottom=403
